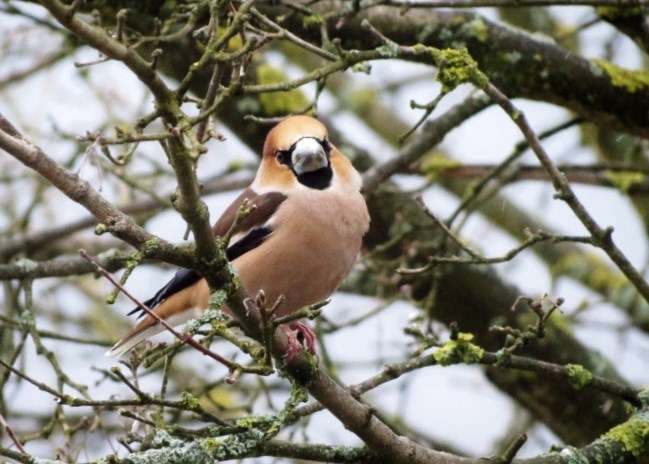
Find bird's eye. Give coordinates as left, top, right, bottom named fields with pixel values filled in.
left=275, top=149, right=290, bottom=165
left=321, top=137, right=333, bottom=153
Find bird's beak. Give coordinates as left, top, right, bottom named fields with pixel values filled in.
left=291, top=138, right=328, bottom=176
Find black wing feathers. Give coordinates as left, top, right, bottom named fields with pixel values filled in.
left=225, top=226, right=272, bottom=262
left=128, top=190, right=286, bottom=319
left=127, top=268, right=202, bottom=318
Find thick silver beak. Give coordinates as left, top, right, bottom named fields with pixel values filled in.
left=291, top=138, right=328, bottom=176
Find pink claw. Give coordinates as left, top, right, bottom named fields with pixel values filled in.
left=282, top=322, right=317, bottom=363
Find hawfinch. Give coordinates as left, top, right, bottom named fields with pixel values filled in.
left=107, top=115, right=370, bottom=358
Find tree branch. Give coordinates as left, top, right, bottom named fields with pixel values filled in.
left=0, top=112, right=192, bottom=268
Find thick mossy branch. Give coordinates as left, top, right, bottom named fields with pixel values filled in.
left=603, top=417, right=649, bottom=458
left=257, top=2, right=649, bottom=138
left=79, top=1, right=649, bottom=138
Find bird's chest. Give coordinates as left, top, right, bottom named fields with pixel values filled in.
left=274, top=189, right=367, bottom=254
left=232, top=189, right=368, bottom=314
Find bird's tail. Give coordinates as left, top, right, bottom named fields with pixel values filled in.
left=105, top=305, right=203, bottom=357
left=104, top=324, right=164, bottom=358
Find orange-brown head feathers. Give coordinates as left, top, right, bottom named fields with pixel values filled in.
left=254, top=115, right=360, bottom=193
left=262, top=115, right=328, bottom=158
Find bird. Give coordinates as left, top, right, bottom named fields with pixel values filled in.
left=106, top=115, right=370, bottom=361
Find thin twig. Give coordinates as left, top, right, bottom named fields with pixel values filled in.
left=250, top=8, right=338, bottom=61
left=0, top=412, right=27, bottom=455
left=445, top=118, right=584, bottom=226
left=499, top=434, right=528, bottom=463
left=416, top=196, right=481, bottom=259
left=363, top=95, right=492, bottom=191
left=399, top=229, right=593, bottom=273
left=222, top=201, right=255, bottom=248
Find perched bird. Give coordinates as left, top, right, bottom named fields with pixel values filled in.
left=107, top=115, right=370, bottom=360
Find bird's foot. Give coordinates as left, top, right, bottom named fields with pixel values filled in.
left=282, top=322, right=316, bottom=364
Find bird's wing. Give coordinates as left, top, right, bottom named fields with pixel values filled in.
left=127, top=188, right=287, bottom=319
left=126, top=268, right=202, bottom=318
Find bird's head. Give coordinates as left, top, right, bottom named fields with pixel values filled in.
left=254, top=115, right=360, bottom=193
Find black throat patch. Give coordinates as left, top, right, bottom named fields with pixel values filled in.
left=275, top=137, right=333, bottom=190
left=296, top=166, right=333, bottom=190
